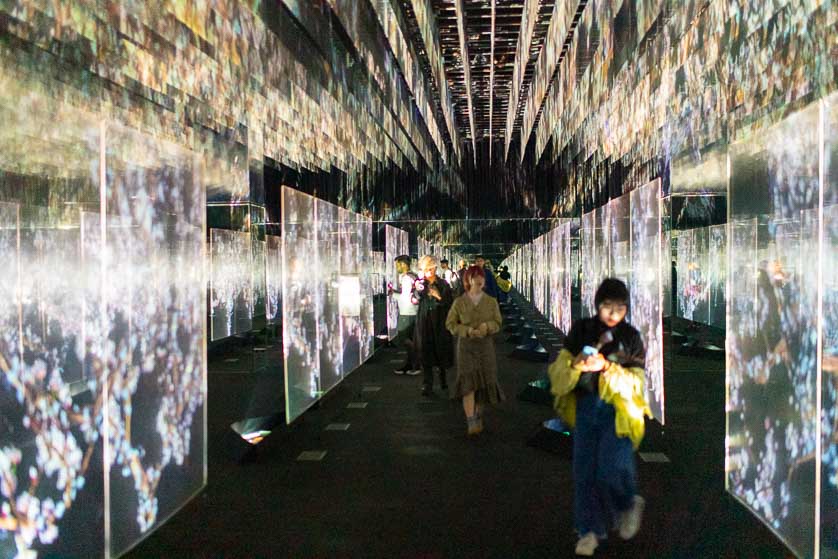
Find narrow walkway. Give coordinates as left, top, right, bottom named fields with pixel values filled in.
left=128, top=311, right=791, bottom=558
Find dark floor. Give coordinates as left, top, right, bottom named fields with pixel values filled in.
left=127, top=300, right=793, bottom=558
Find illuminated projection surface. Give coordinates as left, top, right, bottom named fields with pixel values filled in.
left=209, top=229, right=253, bottom=341
left=317, top=200, right=342, bottom=394
left=266, top=235, right=282, bottom=322
left=359, top=219, right=375, bottom=362
left=676, top=225, right=727, bottom=329
left=282, top=187, right=374, bottom=423
left=726, top=101, right=820, bottom=558
left=282, top=189, right=321, bottom=422
left=339, top=208, right=361, bottom=374
left=372, top=251, right=386, bottom=296
left=252, top=239, right=267, bottom=319
left=581, top=211, right=597, bottom=317
left=676, top=227, right=710, bottom=324
left=629, top=179, right=664, bottom=423
left=608, top=196, right=630, bottom=285
left=822, top=95, right=838, bottom=557
left=707, top=224, right=727, bottom=330
left=0, top=122, right=206, bottom=557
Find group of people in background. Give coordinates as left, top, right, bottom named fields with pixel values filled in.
left=390, top=252, right=650, bottom=556
left=388, top=253, right=508, bottom=434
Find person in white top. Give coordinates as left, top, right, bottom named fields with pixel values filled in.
left=387, top=255, right=421, bottom=375
left=440, top=258, right=457, bottom=289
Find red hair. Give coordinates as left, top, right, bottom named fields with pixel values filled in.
left=462, top=265, right=485, bottom=292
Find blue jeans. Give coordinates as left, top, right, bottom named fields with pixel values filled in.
left=573, top=392, right=637, bottom=536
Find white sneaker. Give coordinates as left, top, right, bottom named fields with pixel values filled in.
left=618, top=495, right=645, bottom=540
left=406, top=369, right=422, bottom=376
left=575, top=532, right=598, bottom=556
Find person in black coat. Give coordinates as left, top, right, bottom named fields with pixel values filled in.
left=415, top=255, right=454, bottom=396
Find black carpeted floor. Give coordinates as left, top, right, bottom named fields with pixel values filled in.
left=126, top=311, right=793, bottom=558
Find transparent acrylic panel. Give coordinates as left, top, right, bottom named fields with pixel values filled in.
left=581, top=210, right=597, bottom=317
left=661, top=196, right=673, bottom=318
left=594, top=205, right=610, bottom=301
left=822, top=93, right=838, bottom=557
left=104, top=125, right=206, bottom=557
left=317, top=199, right=342, bottom=393
left=0, top=91, right=106, bottom=556
left=209, top=229, right=253, bottom=341
left=252, top=238, right=267, bottom=319
left=707, top=224, right=727, bottom=329
left=359, top=217, right=375, bottom=363
left=372, top=251, right=386, bottom=297
left=384, top=225, right=408, bottom=340
left=676, top=228, right=710, bottom=324
left=629, top=179, right=664, bottom=424
left=282, top=187, right=320, bottom=423
left=727, top=102, right=820, bottom=558
left=265, top=235, right=282, bottom=323
left=608, top=195, right=631, bottom=285
left=339, top=208, right=361, bottom=373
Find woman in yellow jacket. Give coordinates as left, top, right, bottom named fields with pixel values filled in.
left=548, top=278, right=652, bottom=556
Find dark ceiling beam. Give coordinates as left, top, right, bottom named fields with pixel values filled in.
left=454, top=0, right=477, bottom=160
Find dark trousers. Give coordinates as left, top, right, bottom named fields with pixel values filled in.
left=422, top=362, right=447, bottom=389
left=397, top=315, right=417, bottom=369
left=422, top=341, right=447, bottom=388
left=573, top=392, right=637, bottom=536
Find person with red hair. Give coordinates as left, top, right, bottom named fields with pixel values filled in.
left=445, top=265, right=505, bottom=435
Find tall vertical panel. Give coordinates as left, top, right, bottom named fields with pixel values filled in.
left=385, top=225, right=409, bottom=340
left=252, top=238, right=267, bottom=319
left=707, top=224, right=727, bottom=329
left=581, top=210, right=597, bottom=317
left=0, top=99, right=107, bottom=556
left=727, top=102, right=821, bottom=558
left=676, top=228, right=708, bottom=322
left=103, top=126, right=206, bottom=557
left=630, top=179, right=664, bottom=424
left=359, top=217, right=375, bottom=362
left=594, top=205, right=610, bottom=300
left=266, top=235, right=283, bottom=322
left=209, top=230, right=253, bottom=341
left=282, top=188, right=320, bottom=422
left=821, top=94, right=838, bottom=557
left=609, top=196, right=631, bottom=285
left=339, top=208, right=361, bottom=373
left=317, top=200, right=342, bottom=394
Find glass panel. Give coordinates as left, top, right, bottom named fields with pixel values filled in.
left=821, top=93, right=838, bottom=557
left=266, top=235, right=283, bottom=323
left=316, top=200, right=342, bottom=393
left=209, top=229, right=253, bottom=341
left=282, top=188, right=320, bottom=422
left=726, top=102, right=820, bottom=558
left=630, top=179, right=664, bottom=424
left=103, top=125, right=206, bottom=557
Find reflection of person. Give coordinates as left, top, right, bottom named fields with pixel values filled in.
left=388, top=255, right=420, bottom=376
left=415, top=256, right=454, bottom=396
left=475, top=256, right=500, bottom=298
left=446, top=266, right=505, bottom=435
left=548, top=279, right=651, bottom=556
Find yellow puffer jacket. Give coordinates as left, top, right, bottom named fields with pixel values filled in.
left=547, top=348, right=652, bottom=449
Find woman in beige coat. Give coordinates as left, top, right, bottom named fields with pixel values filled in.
left=445, top=265, right=505, bottom=435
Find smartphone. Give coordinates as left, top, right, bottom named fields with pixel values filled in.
left=582, top=345, right=598, bottom=357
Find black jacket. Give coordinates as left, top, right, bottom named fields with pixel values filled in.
left=563, top=317, right=646, bottom=394
left=414, top=277, right=454, bottom=367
